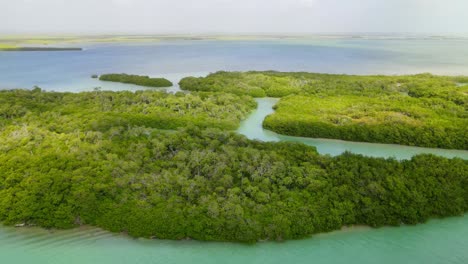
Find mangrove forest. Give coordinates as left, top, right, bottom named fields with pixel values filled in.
left=180, top=71, right=468, bottom=149
left=0, top=88, right=467, bottom=242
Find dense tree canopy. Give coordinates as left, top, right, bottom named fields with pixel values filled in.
left=264, top=95, right=467, bottom=149
left=180, top=71, right=468, bottom=149
left=0, top=89, right=467, bottom=242
left=0, top=89, right=256, bottom=132
left=179, top=71, right=467, bottom=103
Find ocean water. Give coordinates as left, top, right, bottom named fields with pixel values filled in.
left=1, top=38, right=468, bottom=92
left=1, top=38, right=468, bottom=263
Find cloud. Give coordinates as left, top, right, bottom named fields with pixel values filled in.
left=0, top=0, right=467, bottom=34
left=297, top=0, right=317, bottom=7
left=112, top=0, right=134, bottom=7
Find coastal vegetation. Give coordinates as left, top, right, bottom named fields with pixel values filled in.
left=179, top=71, right=467, bottom=103
left=0, top=89, right=255, bottom=131
left=263, top=95, right=467, bottom=149
left=0, top=45, right=82, bottom=51
left=0, top=89, right=467, bottom=242
left=99, top=73, right=173, bottom=88
left=180, top=71, right=468, bottom=149
left=0, top=43, right=17, bottom=50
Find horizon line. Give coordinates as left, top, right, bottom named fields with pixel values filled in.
left=2, top=32, right=468, bottom=37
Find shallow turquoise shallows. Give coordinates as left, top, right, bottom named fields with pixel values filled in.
left=1, top=216, right=467, bottom=264
left=1, top=39, right=468, bottom=263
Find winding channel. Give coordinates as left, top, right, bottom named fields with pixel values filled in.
left=238, top=98, right=468, bottom=160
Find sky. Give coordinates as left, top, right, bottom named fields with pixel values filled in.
left=1, top=0, right=467, bottom=35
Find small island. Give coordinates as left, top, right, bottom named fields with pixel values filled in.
left=99, top=73, right=173, bottom=87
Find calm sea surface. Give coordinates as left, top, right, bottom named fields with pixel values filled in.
left=1, top=38, right=468, bottom=92
left=1, top=38, right=468, bottom=263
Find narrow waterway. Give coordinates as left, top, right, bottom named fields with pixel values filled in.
left=237, top=98, right=468, bottom=160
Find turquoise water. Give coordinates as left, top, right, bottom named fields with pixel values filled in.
left=1, top=216, right=467, bottom=264
left=237, top=98, right=468, bottom=160
left=1, top=39, right=468, bottom=263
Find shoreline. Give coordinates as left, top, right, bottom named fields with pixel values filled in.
left=3, top=216, right=462, bottom=244
left=0, top=47, right=82, bottom=51
left=2, top=34, right=468, bottom=51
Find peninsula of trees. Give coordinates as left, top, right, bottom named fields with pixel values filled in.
left=180, top=71, right=468, bottom=149
left=99, top=74, right=173, bottom=87
left=0, top=88, right=467, bottom=242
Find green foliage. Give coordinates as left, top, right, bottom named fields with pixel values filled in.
left=0, top=89, right=467, bottom=242
left=179, top=71, right=466, bottom=103
left=0, top=89, right=256, bottom=132
left=264, top=95, right=467, bottom=149
left=100, top=73, right=173, bottom=87
left=0, top=126, right=466, bottom=242
left=181, top=71, right=468, bottom=149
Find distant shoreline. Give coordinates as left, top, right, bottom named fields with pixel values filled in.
left=1, top=34, right=468, bottom=49
left=0, top=47, right=82, bottom=51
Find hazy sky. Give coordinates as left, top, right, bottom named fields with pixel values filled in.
left=1, top=0, right=467, bottom=34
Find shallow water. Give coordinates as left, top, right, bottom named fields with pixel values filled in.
left=1, top=215, right=467, bottom=264
left=1, top=38, right=468, bottom=93
left=238, top=98, right=468, bottom=160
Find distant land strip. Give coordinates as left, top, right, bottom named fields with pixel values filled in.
left=0, top=47, right=82, bottom=51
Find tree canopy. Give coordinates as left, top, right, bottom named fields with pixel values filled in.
left=180, top=71, right=468, bottom=149
left=0, top=89, right=466, bottom=242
